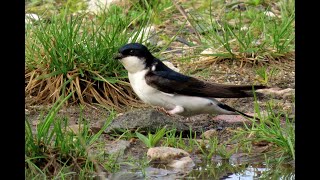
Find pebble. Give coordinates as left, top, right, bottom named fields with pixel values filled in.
left=167, top=156, right=195, bottom=169
left=147, top=147, right=195, bottom=171
left=105, top=140, right=131, bottom=155
left=202, top=129, right=218, bottom=139
left=147, top=147, right=190, bottom=163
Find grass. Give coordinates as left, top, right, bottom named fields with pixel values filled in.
left=25, top=1, right=186, bottom=110
left=255, top=66, right=279, bottom=85
left=186, top=0, right=295, bottom=63
left=25, top=5, right=154, bottom=111
left=234, top=99, right=295, bottom=161
left=161, top=127, right=198, bottom=153
left=135, top=126, right=168, bottom=148
left=25, top=92, right=116, bottom=178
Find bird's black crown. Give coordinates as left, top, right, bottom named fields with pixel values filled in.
left=116, top=43, right=153, bottom=59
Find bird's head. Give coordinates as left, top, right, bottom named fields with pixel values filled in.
left=115, top=43, right=154, bottom=73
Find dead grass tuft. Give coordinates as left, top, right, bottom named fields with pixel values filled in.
left=25, top=68, right=142, bottom=112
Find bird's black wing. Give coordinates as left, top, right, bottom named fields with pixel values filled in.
left=145, top=60, right=266, bottom=98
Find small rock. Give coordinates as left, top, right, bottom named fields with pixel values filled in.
left=105, top=109, right=190, bottom=134
left=109, top=171, right=144, bottom=180
left=145, top=167, right=177, bottom=178
left=147, top=147, right=190, bottom=163
left=105, top=140, right=131, bottom=155
left=90, top=119, right=107, bottom=134
left=202, top=129, right=218, bottom=139
left=167, top=156, right=195, bottom=169
left=212, top=115, right=251, bottom=124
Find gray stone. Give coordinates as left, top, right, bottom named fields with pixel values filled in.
left=145, top=167, right=178, bottom=178
left=109, top=171, right=144, bottom=180
left=104, top=109, right=190, bottom=134
left=105, top=140, right=131, bottom=155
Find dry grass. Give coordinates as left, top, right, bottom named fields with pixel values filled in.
left=25, top=68, right=142, bottom=112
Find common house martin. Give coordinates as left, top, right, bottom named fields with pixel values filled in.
left=115, top=43, right=266, bottom=118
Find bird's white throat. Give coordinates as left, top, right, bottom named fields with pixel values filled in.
left=120, top=56, right=146, bottom=73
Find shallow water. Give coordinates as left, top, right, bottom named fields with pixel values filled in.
left=187, top=163, right=295, bottom=179
left=107, top=160, right=295, bottom=180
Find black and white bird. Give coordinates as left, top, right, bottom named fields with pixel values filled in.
left=115, top=43, right=266, bottom=118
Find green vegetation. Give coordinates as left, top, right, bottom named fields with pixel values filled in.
left=163, top=128, right=199, bottom=153
left=255, top=66, right=279, bottom=85
left=25, top=93, right=116, bottom=178
left=188, top=0, right=295, bottom=62
left=236, top=101, right=295, bottom=160
left=136, top=127, right=168, bottom=148
left=25, top=5, right=153, bottom=110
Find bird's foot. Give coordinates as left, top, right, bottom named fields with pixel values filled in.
left=155, top=107, right=173, bottom=116
left=167, top=106, right=184, bottom=115
left=155, top=106, right=184, bottom=117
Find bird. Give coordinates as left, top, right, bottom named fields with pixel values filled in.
left=114, top=43, right=267, bottom=118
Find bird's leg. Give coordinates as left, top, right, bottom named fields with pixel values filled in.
left=167, top=106, right=184, bottom=115
left=155, top=106, right=184, bottom=116
left=155, top=107, right=172, bottom=116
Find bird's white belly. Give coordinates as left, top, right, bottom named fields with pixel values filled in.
left=128, top=71, right=176, bottom=109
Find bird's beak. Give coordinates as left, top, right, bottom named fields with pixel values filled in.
left=114, top=53, right=124, bottom=60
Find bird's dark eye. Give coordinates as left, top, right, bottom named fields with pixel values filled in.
left=129, top=50, right=134, bottom=55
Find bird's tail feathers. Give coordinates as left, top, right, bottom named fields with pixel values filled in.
left=228, top=85, right=267, bottom=91
left=234, top=110, right=260, bottom=121
left=229, top=85, right=267, bottom=98
left=217, top=103, right=260, bottom=121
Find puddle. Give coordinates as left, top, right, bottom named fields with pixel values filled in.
left=106, top=160, right=294, bottom=180
left=187, top=163, right=295, bottom=179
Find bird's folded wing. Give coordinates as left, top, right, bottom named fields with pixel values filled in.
left=145, top=70, right=266, bottom=98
